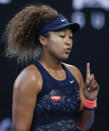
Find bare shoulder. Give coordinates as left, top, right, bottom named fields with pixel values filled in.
left=12, top=64, right=43, bottom=130
left=62, top=62, right=83, bottom=85
left=63, top=63, right=81, bottom=74
left=14, top=64, right=42, bottom=94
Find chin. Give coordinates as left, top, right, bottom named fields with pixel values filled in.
left=60, top=55, right=69, bottom=61
left=55, top=53, right=70, bottom=61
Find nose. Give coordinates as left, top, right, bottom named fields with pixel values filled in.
left=65, top=36, right=72, bottom=46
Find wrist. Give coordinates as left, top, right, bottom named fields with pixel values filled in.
left=83, top=96, right=97, bottom=110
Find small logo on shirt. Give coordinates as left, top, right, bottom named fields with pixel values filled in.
left=50, top=96, right=61, bottom=101
left=61, top=19, right=66, bottom=22
left=70, top=80, right=74, bottom=83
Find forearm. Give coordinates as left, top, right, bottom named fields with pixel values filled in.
left=14, top=128, right=29, bottom=131
left=77, top=109, right=95, bottom=131
left=13, top=124, right=30, bottom=131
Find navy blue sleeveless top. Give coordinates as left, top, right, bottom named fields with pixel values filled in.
left=31, top=61, right=81, bottom=131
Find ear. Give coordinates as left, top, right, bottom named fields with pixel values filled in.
left=39, top=36, right=47, bottom=46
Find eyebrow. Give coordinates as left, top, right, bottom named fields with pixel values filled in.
left=58, top=31, right=73, bottom=36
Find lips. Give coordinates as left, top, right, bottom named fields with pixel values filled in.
left=64, top=48, right=71, bottom=54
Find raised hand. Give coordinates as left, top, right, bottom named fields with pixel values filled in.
left=83, top=63, right=99, bottom=100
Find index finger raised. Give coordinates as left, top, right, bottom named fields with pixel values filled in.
left=86, top=62, right=90, bottom=78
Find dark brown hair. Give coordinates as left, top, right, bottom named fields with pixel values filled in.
left=4, top=4, right=62, bottom=63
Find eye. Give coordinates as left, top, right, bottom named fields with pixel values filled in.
left=69, top=36, right=73, bottom=39
left=59, top=35, right=65, bottom=38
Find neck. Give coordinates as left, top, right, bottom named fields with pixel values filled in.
left=38, top=50, right=62, bottom=70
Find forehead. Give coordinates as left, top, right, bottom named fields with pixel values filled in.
left=55, top=27, right=73, bottom=34
left=48, top=27, right=73, bottom=35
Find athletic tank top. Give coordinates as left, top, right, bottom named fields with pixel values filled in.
left=31, top=61, right=81, bottom=131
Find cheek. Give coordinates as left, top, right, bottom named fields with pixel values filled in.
left=48, top=36, right=63, bottom=52
left=49, top=35, right=61, bottom=43
left=48, top=43, right=62, bottom=54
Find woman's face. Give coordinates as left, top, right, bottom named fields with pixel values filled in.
left=41, top=27, right=73, bottom=60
